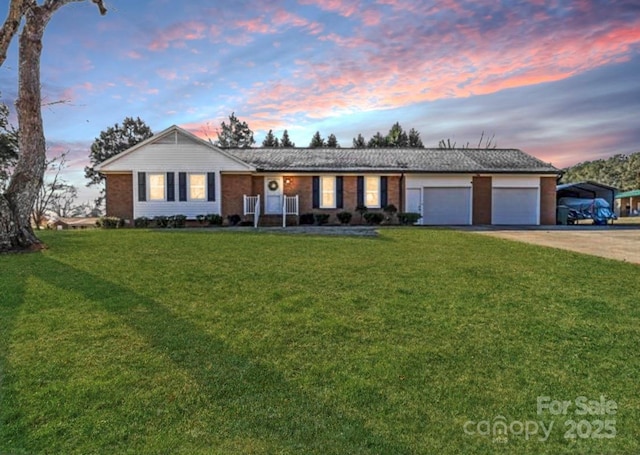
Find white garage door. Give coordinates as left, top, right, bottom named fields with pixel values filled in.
left=422, top=187, right=471, bottom=225
left=492, top=188, right=538, bottom=225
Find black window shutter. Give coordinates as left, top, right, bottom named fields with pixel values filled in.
left=380, top=176, right=388, bottom=207
left=166, top=172, right=175, bottom=201
left=178, top=172, right=187, bottom=201
left=312, top=176, right=319, bottom=209
left=357, top=176, right=364, bottom=207
left=207, top=172, right=215, bottom=201
left=138, top=172, right=146, bottom=202
left=336, top=176, right=344, bottom=209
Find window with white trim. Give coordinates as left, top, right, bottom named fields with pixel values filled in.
left=365, top=176, right=380, bottom=208
left=321, top=176, right=335, bottom=208
left=149, top=173, right=165, bottom=201
left=189, top=173, right=206, bottom=201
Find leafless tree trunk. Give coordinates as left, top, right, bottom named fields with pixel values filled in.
left=0, top=0, right=107, bottom=252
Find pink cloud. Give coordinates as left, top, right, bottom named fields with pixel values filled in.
left=361, top=9, right=382, bottom=26
left=225, top=34, right=254, bottom=46
left=235, top=17, right=274, bottom=34
left=237, top=1, right=640, bottom=123
left=299, top=0, right=361, bottom=17
left=148, top=21, right=207, bottom=51
left=157, top=69, right=179, bottom=81
left=233, top=8, right=324, bottom=36
left=126, top=50, right=143, bottom=60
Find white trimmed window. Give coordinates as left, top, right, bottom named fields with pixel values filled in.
left=365, top=176, right=380, bottom=208
left=321, top=176, right=336, bottom=208
left=149, top=173, right=165, bottom=201
left=189, top=173, right=206, bottom=201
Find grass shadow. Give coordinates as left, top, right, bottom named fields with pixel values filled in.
left=16, top=254, right=414, bottom=454
left=0, top=254, right=30, bottom=452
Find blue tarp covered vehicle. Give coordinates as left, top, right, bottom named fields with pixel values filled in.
left=558, top=197, right=617, bottom=225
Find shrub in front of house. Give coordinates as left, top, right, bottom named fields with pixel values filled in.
left=364, top=212, right=384, bottom=225
left=314, top=213, right=330, bottom=225
left=167, top=215, right=187, bottom=228
left=299, top=213, right=315, bottom=225
left=355, top=205, right=368, bottom=222
left=134, top=216, right=151, bottom=228
left=397, top=212, right=422, bottom=225
left=337, top=211, right=352, bottom=225
left=154, top=216, right=169, bottom=228
left=383, top=204, right=398, bottom=215
left=227, top=214, right=241, bottom=226
left=205, top=214, right=223, bottom=226
left=383, top=204, right=398, bottom=223
left=196, top=214, right=206, bottom=224
left=97, top=216, right=125, bottom=229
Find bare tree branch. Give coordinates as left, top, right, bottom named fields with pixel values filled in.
left=0, top=0, right=31, bottom=67
left=1, top=0, right=106, bottom=68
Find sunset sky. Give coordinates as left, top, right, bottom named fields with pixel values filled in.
left=1, top=0, right=639, bottom=202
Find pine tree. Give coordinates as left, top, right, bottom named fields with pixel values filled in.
left=280, top=130, right=295, bottom=147
left=309, top=131, right=325, bottom=148
left=352, top=133, right=366, bottom=148
left=408, top=128, right=424, bottom=148
left=326, top=133, right=339, bottom=148
left=262, top=129, right=278, bottom=147
left=367, top=132, right=387, bottom=148
left=386, top=122, right=408, bottom=147
left=216, top=112, right=255, bottom=148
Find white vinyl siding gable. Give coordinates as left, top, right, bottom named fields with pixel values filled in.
left=101, top=135, right=252, bottom=173
left=101, top=130, right=252, bottom=219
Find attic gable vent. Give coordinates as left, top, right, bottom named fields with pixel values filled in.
left=177, top=132, right=200, bottom=145
left=156, top=131, right=177, bottom=144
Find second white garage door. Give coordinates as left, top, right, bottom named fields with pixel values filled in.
left=422, top=187, right=471, bottom=225
left=492, top=188, right=538, bottom=225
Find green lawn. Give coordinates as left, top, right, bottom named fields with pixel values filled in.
left=1, top=228, right=638, bottom=454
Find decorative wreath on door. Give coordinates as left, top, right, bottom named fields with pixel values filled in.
left=268, top=180, right=279, bottom=191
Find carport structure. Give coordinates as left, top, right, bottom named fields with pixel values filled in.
left=556, top=181, right=617, bottom=208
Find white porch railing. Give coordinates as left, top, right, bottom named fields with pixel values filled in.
left=243, top=194, right=261, bottom=228
left=282, top=195, right=299, bottom=227
left=254, top=198, right=260, bottom=228
left=244, top=195, right=260, bottom=215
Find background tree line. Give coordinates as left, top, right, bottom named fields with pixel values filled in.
left=561, top=152, right=640, bottom=191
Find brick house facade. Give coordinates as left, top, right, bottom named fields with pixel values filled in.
left=96, top=125, right=560, bottom=226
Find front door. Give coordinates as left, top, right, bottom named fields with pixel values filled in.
left=265, top=177, right=283, bottom=214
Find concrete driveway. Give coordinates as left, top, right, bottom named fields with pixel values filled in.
left=464, top=226, right=640, bottom=265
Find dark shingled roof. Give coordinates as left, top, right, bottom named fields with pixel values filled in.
left=225, top=148, right=560, bottom=174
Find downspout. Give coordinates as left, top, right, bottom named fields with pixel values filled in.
left=399, top=172, right=405, bottom=212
